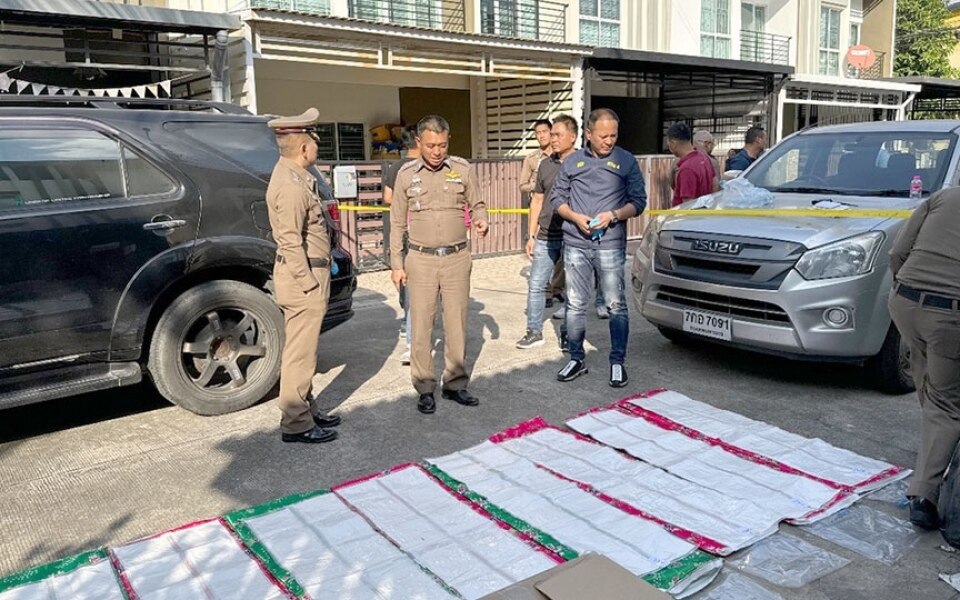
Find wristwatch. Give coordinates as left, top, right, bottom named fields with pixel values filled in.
left=610, top=210, right=619, bottom=225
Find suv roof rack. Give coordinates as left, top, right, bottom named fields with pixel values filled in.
left=0, top=96, right=251, bottom=115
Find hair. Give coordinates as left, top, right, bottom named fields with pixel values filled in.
left=745, top=126, right=766, bottom=145
left=727, top=148, right=738, bottom=160
left=586, top=108, right=619, bottom=131
left=417, top=114, right=450, bottom=137
left=277, top=132, right=310, bottom=157
left=666, top=122, right=692, bottom=143
left=552, top=114, right=579, bottom=137
left=533, top=118, right=552, bottom=131
left=400, top=124, right=417, bottom=149
left=693, top=130, right=713, bottom=144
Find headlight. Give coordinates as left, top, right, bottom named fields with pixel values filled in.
left=795, top=232, right=885, bottom=280
left=638, top=216, right=664, bottom=258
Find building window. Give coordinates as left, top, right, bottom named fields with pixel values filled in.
left=701, top=0, right=731, bottom=59
left=579, top=0, right=620, bottom=47
left=819, top=6, right=842, bottom=76
left=482, top=0, right=539, bottom=40
left=353, top=0, right=440, bottom=29
left=741, top=2, right=766, bottom=62
left=850, top=22, right=861, bottom=45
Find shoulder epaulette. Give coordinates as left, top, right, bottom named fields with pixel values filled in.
left=448, top=156, right=470, bottom=166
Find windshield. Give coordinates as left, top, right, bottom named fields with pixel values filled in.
left=745, top=130, right=956, bottom=198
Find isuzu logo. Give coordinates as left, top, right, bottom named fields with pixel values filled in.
left=692, top=239, right=743, bottom=255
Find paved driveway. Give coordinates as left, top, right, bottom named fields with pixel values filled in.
left=0, top=254, right=955, bottom=599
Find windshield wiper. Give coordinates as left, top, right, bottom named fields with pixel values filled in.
left=867, top=189, right=912, bottom=198
left=771, top=186, right=831, bottom=194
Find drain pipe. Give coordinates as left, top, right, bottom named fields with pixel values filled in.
left=210, top=30, right=231, bottom=103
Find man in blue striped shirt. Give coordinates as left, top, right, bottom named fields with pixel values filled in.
left=549, top=108, right=647, bottom=387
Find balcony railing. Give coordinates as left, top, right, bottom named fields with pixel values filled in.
left=348, top=0, right=466, bottom=32
left=249, top=0, right=332, bottom=14
left=480, top=0, right=566, bottom=43
left=849, top=51, right=886, bottom=80
left=740, top=30, right=791, bottom=65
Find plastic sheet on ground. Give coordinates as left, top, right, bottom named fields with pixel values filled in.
left=804, top=504, right=921, bottom=565
left=727, top=533, right=850, bottom=587
left=471, top=418, right=782, bottom=553
left=0, top=551, right=126, bottom=600
left=695, top=571, right=785, bottom=600
left=333, top=464, right=557, bottom=600
left=112, top=519, right=290, bottom=599
left=868, top=478, right=910, bottom=507
left=232, top=491, right=454, bottom=600
left=567, top=408, right=856, bottom=524
left=624, top=390, right=909, bottom=493
left=940, top=571, right=960, bottom=593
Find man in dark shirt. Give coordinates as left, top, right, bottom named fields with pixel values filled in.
left=726, top=126, right=767, bottom=172
left=888, top=188, right=960, bottom=530
left=550, top=108, right=646, bottom=387
left=667, top=123, right=716, bottom=207
left=516, top=115, right=579, bottom=350
left=383, top=125, right=419, bottom=364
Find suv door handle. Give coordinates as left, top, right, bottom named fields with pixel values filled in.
left=143, top=219, right=187, bottom=231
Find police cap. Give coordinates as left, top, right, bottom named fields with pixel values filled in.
left=268, top=107, right=321, bottom=134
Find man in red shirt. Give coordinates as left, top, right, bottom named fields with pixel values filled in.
left=667, top=123, right=716, bottom=207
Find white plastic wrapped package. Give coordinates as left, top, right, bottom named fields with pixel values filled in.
left=804, top=505, right=921, bottom=565
left=696, top=571, right=785, bottom=600
left=567, top=408, right=856, bottom=524
left=715, top=178, right=774, bottom=209
left=0, top=557, right=125, bottom=600
left=334, top=465, right=556, bottom=600
left=112, top=519, right=289, bottom=600
left=468, top=421, right=781, bottom=554
left=430, top=441, right=702, bottom=567
left=726, top=533, right=850, bottom=587
left=626, top=390, right=909, bottom=493
left=241, top=492, right=453, bottom=600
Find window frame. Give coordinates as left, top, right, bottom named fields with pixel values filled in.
left=579, top=0, right=621, bottom=47
left=481, top=0, right=540, bottom=39
left=700, top=0, right=732, bottom=59
left=818, top=5, right=843, bottom=76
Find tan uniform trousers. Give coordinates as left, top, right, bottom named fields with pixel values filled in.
left=889, top=291, right=960, bottom=504
left=407, top=248, right=472, bottom=395
left=274, top=263, right=331, bottom=434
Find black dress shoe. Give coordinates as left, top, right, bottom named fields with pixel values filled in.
left=314, top=413, right=341, bottom=428
left=281, top=426, right=338, bottom=444
left=909, top=496, right=941, bottom=530
left=442, top=389, right=479, bottom=406
left=418, top=393, right=436, bottom=414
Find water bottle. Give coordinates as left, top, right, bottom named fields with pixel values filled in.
left=910, top=175, right=923, bottom=200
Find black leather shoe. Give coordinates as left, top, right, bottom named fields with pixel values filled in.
left=313, top=413, right=341, bottom=428
left=281, top=426, right=338, bottom=444
left=442, top=389, right=480, bottom=406
left=418, top=393, right=436, bottom=414
left=909, top=496, right=941, bottom=530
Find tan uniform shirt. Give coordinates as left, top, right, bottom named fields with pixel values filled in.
left=266, top=156, right=331, bottom=293
left=890, top=188, right=960, bottom=299
left=390, top=156, right=486, bottom=270
left=519, top=148, right=550, bottom=193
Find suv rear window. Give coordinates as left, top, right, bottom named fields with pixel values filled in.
left=747, top=131, right=956, bottom=198
left=168, top=121, right=279, bottom=180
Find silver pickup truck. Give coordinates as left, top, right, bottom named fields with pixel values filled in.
left=632, top=120, right=959, bottom=393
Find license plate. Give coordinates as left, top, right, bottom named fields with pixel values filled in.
left=682, top=309, right=732, bottom=341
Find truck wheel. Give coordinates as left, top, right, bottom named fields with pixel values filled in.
left=147, top=280, right=283, bottom=415
left=867, top=325, right=915, bottom=395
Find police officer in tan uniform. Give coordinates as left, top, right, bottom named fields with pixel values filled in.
left=889, top=187, right=960, bottom=528
left=266, top=108, right=342, bottom=443
left=390, top=115, right=488, bottom=414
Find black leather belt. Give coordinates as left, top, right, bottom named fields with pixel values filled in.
left=896, top=283, right=960, bottom=310
left=408, top=241, right=468, bottom=257
left=276, top=255, right=330, bottom=268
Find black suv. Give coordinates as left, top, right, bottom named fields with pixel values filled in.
left=0, top=98, right=356, bottom=415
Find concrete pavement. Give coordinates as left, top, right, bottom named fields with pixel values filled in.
left=0, top=253, right=957, bottom=599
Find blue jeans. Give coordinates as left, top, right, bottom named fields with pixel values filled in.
left=564, top=246, right=628, bottom=364
left=526, top=240, right=565, bottom=333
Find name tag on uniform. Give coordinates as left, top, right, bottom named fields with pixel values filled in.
left=606, top=161, right=621, bottom=170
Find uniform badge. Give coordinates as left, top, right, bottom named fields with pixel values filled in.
left=445, top=171, right=463, bottom=184
left=576, top=161, right=585, bottom=168
left=606, top=161, right=620, bottom=170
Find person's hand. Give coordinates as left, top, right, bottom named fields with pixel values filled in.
left=475, top=219, right=489, bottom=238
left=592, top=211, right=615, bottom=230
left=525, top=237, right=535, bottom=259
left=572, top=213, right=593, bottom=235
left=391, top=269, right=406, bottom=292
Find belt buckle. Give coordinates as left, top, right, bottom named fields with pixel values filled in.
left=435, top=246, right=449, bottom=257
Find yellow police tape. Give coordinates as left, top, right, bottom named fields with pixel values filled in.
left=336, top=205, right=914, bottom=219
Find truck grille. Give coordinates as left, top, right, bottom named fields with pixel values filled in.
left=672, top=256, right=760, bottom=276
left=655, top=286, right=791, bottom=324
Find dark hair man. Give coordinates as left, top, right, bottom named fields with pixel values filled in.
left=667, top=122, right=716, bottom=207
left=726, top=126, right=767, bottom=171
left=520, top=119, right=553, bottom=194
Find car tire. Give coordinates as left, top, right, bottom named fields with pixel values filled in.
left=147, top=280, right=283, bottom=415
left=867, top=325, right=915, bottom=395
left=657, top=326, right=690, bottom=345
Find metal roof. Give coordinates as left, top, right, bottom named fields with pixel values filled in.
left=0, top=0, right=240, bottom=33
left=588, top=47, right=794, bottom=77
